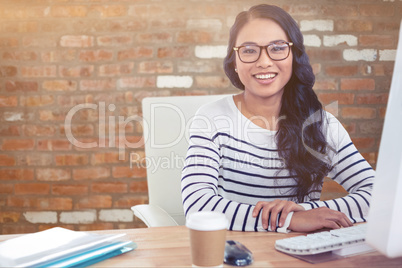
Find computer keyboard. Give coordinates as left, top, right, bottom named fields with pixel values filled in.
left=275, top=224, right=373, bottom=255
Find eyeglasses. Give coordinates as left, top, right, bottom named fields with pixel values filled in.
left=233, top=41, right=293, bottom=63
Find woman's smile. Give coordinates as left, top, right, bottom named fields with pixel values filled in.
left=253, top=72, right=278, bottom=85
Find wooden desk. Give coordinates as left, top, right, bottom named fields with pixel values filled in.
left=1, top=226, right=401, bottom=267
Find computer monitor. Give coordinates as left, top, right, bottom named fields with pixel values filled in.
left=366, top=20, right=402, bottom=258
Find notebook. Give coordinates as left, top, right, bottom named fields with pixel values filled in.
left=0, top=227, right=136, bottom=267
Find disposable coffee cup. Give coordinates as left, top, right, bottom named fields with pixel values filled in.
left=186, top=211, right=228, bottom=267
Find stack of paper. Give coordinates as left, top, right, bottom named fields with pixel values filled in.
left=0, top=227, right=136, bottom=267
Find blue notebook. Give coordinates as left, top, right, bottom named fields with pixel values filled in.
left=39, top=241, right=136, bottom=268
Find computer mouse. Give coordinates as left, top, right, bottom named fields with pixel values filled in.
left=224, top=240, right=253, bottom=266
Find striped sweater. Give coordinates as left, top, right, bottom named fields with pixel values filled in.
left=181, top=96, right=375, bottom=232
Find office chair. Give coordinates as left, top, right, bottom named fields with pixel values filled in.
left=131, top=94, right=232, bottom=227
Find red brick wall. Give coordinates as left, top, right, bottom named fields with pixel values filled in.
left=0, top=0, right=400, bottom=234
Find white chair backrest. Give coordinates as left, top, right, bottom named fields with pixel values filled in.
left=142, top=94, right=231, bottom=225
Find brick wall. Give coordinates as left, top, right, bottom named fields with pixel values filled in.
left=0, top=0, right=400, bottom=234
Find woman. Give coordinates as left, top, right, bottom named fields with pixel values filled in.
left=181, top=4, right=374, bottom=232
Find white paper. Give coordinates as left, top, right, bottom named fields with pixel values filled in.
left=0, top=227, right=125, bottom=267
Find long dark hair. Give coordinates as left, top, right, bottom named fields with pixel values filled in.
left=224, top=4, right=331, bottom=203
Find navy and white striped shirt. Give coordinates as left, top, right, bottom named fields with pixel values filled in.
left=181, top=96, right=374, bottom=232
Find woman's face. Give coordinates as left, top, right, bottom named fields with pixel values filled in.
left=235, top=18, right=293, bottom=102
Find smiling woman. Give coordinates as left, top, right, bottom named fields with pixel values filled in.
left=181, top=4, right=375, bottom=233
left=0, top=0, right=397, bottom=236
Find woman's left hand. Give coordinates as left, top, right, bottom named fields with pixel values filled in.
left=252, top=199, right=305, bottom=230
left=288, top=207, right=353, bottom=232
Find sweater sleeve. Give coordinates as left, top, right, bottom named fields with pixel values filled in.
left=299, top=113, right=375, bottom=223
left=181, top=109, right=282, bottom=232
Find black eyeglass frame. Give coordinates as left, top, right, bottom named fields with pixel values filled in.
left=233, top=42, right=294, bottom=63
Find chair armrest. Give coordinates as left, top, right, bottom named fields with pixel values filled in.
left=131, top=204, right=179, bottom=227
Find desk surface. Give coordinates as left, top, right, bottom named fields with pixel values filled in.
left=1, top=226, right=401, bottom=267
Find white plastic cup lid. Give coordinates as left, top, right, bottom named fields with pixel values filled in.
left=186, top=211, right=228, bottom=231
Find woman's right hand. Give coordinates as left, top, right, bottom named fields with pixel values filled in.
left=252, top=199, right=305, bottom=230
left=289, top=207, right=353, bottom=232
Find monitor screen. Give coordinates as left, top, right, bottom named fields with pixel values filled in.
left=366, top=20, right=402, bottom=258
